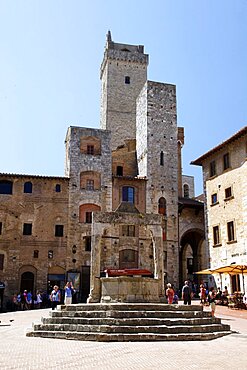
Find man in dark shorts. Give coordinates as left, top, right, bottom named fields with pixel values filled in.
left=182, top=280, right=192, bottom=305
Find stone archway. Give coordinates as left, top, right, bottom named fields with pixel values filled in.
left=179, top=229, right=205, bottom=290
left=19, top=265, right=37, bottom=293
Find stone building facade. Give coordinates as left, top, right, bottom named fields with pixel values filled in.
left=0, top=175, right=69, bottom=302
left=0, top=32, right=206, bottom=306
left=192, top=126, right=247, bottom=293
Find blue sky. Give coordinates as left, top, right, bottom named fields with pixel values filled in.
left=0, top=1, right=246, bottom=195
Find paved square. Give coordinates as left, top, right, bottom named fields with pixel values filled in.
left=1, top=304, right=247, bottom=369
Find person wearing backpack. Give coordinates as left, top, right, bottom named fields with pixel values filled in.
left=182, top=281, right=192, bottom=305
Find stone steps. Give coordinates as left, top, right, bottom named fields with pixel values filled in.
left=26, top=303, right=232, bottom=341
left=59, top=303, right=203, bottom=312
left=27, top=330, right=232, bottom=342
left=42, top=316, right=220, bottom=326
left=33, top=323, right=229, bottom=334
left=51, top=309, right=212, bottom=319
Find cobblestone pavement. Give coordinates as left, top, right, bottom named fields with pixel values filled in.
left=1, top=303, right=247, bottom=370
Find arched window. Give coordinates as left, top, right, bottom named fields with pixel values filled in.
left=158, top=197, right=167, bottom=216
left=80, top=171, right=101, bottom=190
left=24, top=181, right=32, bottom=193
left=183, top=184, right=189, bottom=198
left=80, top=136, right=101, bottom=155
left=122, top=186, right=134, bottom=203
left=0, top=180, right=13, bottom=194
left=79, top=204, right=101, bottom=223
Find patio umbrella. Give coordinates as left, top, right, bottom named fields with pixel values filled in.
left=195, top=269, right=213, bottom=275
left=213, top=264, right=247, bottom=293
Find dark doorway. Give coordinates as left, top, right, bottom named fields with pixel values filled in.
left=231, top=274, right=240, bottom=293
left=179, top=229, right=205, bottom=290
left=20, top=271, right=34, bottom=293
left=47, top=274, right=65, bottom=295
left=81, top=266, right=90, bottom=303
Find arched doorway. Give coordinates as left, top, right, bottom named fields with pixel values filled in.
left=179, top=229, right=205, bottom=292
left=20, top=271, right=34, bottom=293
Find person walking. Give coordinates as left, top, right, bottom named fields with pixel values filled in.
left=34, top=291, right=42, bottom=309
left=50, top=285, right=61, bottom=310
left=182, top=281, right=192, bottom=305
left=208, top=287, right=216, bottom=317
left=166, top=283, right=175, bottom=304
left=64, top=282, right=74, bottom=305
left=21, top=290, right=28, bottom=310
left=26, top=291, right=32, bottom=309
left=199, top=283, right=207, bottom=305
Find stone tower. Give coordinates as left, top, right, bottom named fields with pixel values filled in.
left=100, top=31, right=149, bottom=149
left=64, top=126, right=112, bottom=275
left=136, top=81, right=179, bottom=286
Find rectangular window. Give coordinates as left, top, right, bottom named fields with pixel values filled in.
left=0, top=254, right=4, bottom=270
left=160, top=151, right=164, bottom=166
left=210, top=161, right=216, bottom=177
left=227, top=221, right=235, bottom=242
left=55, top=184, right=61, bottom=192
left=211, top=193, right=218, bottom=205
left=33, top=250, right=39, bottom=258
left=125, top=76, right=130, bottom=84
left=116, top=166, right=123, bottom=176
left=87, top=145, right=94, bottom=155
left=86, top=179, right=94, bottom=190
left=223, top=153, right=230, bottom=170
left=122, top=186, right=134, bottom=203
left=0, top=222, right=2, bottom=235
left=23, top=223, right=32, bottom=235
left=85, top=236, right=91, bottom=251
left=225, top=187, right=232, bottom=199
left=122, top=225, right=135, bottom=237
left=213, top=225, right=220, bottom=245
left=24, top=182, right=32, bottom=193
left=55, top=225, right=64, bottom=237
left=85, top=212, right=92, bottom=223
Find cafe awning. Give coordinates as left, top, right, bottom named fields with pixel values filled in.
left=195, top=269, right=213, bottom=275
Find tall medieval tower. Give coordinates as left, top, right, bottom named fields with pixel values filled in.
left=136, top=82, right=179, bottom=285
left=100, top=31, right=148, bottom=149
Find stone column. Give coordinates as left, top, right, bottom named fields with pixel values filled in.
left=87, top=224, right=104, bottom=303
left=148, top=225, right=164, bottom=297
